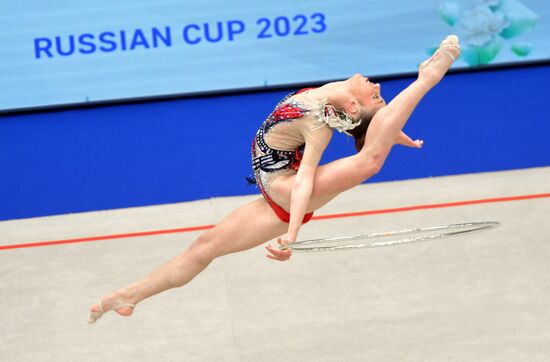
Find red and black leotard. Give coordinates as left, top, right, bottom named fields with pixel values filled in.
left=251, top=88, right=361, bottom=223
left=251, top=88, right=316, bottom=224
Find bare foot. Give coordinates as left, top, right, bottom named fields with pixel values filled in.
left=419, top=35, right=461, bottom=86
left=87, top=290, right=136, bottom=324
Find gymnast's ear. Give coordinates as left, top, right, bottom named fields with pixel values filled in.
left=344, top=98, right=360, bottom=118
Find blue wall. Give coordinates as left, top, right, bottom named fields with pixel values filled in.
left=1, top=64, right=549, bottom=221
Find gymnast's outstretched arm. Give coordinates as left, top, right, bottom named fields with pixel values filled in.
left=286, top=124, right=332, bottom=243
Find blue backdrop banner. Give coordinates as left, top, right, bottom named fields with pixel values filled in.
left=0, top=0, right=548, bottom=111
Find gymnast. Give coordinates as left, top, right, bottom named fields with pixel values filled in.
left=88, top=35, right=460, bottom=323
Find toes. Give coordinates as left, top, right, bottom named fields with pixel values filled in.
left=87, top=308, right=102, bottom=324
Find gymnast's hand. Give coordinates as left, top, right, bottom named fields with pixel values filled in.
left=265, top=237, right=292, bottom=261
left=396, top=131, right=423, bottom=149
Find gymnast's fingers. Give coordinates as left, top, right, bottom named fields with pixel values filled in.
left=266, top=244, right=291, bottom=257
left=265, top=244, right=292, bottom=261
left=266, top=252, right=290, bottom=261
left=266, top=254, right=289, bottom=261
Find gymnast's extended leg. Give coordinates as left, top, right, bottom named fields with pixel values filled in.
left=270, top=36, right=460, bottom=208
left=88, top=198, right=287, bottom=322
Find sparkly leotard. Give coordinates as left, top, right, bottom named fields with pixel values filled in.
left=251, top=88, right=361, bottom=223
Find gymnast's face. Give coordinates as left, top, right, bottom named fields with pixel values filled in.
left=347, top=73, right=386, bottom=113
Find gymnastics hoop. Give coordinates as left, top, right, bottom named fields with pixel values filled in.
left=280, top=221, right=500, bottom=252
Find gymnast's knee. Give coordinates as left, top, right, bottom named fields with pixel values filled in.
left=188, top=232, right=218, bottom=264
left=355, top=153, right=384, bottom=181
